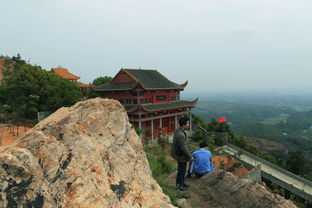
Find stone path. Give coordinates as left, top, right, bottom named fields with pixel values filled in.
left=167, top=171, right=225, bottom=208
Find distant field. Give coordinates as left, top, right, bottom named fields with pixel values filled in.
left=261, top=115, right=288, bottom=125
left=301, top=128, right=312, bottom=139
left=247, top=137, right=288, bottom=153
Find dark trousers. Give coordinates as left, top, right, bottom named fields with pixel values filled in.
left=195, top=172, right=206, bottom=177
left=176, top=161, right=187, bottom=187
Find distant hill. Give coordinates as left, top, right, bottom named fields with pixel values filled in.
left=193, top=100, right=297, bottom=129
left=192, top=95, right=312, bottom=182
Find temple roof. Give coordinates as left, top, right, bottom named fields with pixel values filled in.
left=92, top=68, right=187, bottom=91
left=51, top=68, right=80, bottom=80
left=94, top=82, right=137, bottom=91
left=126, top=98, right=198, bottom=113
left=77, top=82, right=90, bottom=88
left=125, top=106, right=138, bottom=112
left=123, top=69, right=187, bottom=89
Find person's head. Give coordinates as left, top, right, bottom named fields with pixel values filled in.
left=179, top=117, right=190, bottom=130
left=199, top=141, right=208, bottom=149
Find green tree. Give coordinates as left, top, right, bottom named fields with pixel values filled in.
left=134, top=127, right=143, bottom=137
left=207, top=118, right=218, bottom=132
left=286, top=151, right=306, bottom=175
left=189, top=114, right=209, bottom=142
left=87, top=76, right=112, bottom=98
left=92, top=76, right=112, bottom=86
left=0, top=56, right=80, bottom=120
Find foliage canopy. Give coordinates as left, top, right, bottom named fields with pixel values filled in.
left=87, top=76, right=112, bottom=98
left=91, top=76, right=112, bottom=86
left=0, top=55, right=80, bottom=120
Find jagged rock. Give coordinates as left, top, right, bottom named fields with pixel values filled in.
left=195, top=171, right=297, bottom=208
left=176, top=198, right=192, bottom=208
left=0, top=98, right=176, bottom=208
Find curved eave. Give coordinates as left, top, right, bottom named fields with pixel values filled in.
left=125, top=106, right=139, bottom=113
left=90, top=83, right=108, bottom=91
left=77, top=82, right=90, bottom=88
left=51, top=68, right=80, bottom=80
left=90, top=84, right=97, bottom=91
left=141, top=80, right=188, bottom=91
left=126, top=108, right=139, bottom=113
left=191, top=97, right=199, bottom=104
left=179, top=80, right=188, bottom=88
left=142, top=98, right=198, bottom=112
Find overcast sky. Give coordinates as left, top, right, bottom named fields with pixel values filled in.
left=1, top=0, right=311, bottom=93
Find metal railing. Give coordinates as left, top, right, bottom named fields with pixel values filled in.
left=193, top=125, right=228, bottom=144
left=194, top=125, right=312, bottom=201
left=262, top=172, right=312, bottom=202
left=226, top=143, right=312, bottom=189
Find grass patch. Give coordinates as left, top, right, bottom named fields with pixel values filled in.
left=144, top=144, right=181, bottom=206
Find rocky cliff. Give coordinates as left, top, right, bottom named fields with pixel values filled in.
left=168, top=169, right=297, bottom=208
left=0, top=98, right=175, bottom=208
left=189, top=171, right=297, bottom=208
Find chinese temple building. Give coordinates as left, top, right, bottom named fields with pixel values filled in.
left=51, top=67, right=90, bottom=99
left=91, top=68, right=197, bottom=140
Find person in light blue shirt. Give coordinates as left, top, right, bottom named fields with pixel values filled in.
left=188, top=141, right=214, bottom=177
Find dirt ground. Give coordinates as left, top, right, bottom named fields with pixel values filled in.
left=168, top=171, right=220, bottom=208
left=0, top=124, right=31, bottom=146
left=212, top=155, right=249, bottom=177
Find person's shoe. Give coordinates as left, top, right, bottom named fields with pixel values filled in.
left=177, top=186, right=189, bottom=191
left=183, top=183, right=190, bottom=188
left=185, top=174, right=192, bottom=179
left=176, top=185, right=189, bottom=191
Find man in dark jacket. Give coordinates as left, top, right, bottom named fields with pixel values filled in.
left=171, top=117, right=192, bottom=190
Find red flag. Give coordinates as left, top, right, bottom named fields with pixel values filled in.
left=218, top=117, right=227, bottom=123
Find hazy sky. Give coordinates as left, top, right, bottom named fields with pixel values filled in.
left=1, top=0, right=312, bottom=92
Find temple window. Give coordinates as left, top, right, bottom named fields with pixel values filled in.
left=156, top=95, right=166, bottom=101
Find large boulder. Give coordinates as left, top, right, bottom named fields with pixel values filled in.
left=194, top=171, right=297, bottom=208
left=0, top=98, right=175, bottom=208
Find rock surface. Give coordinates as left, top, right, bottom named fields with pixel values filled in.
left=194, top=171, right=297, bottom=208
left=176, top=198, right=192, bottom=208
left=168, top=170, right=297, bottom=208
left=0, top=98, right=175, bottom=208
